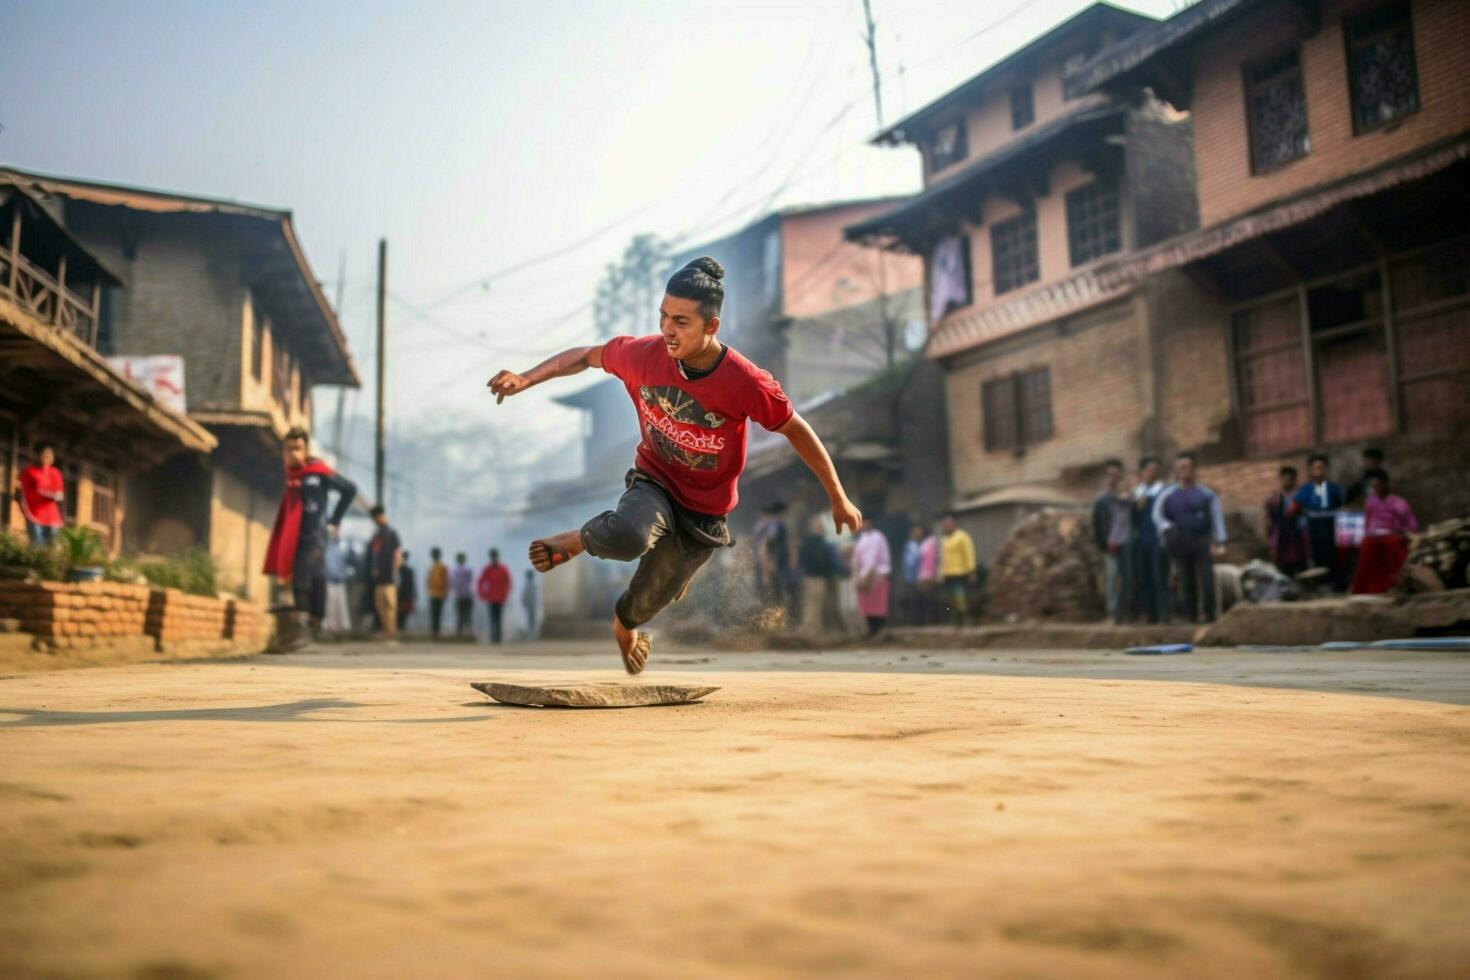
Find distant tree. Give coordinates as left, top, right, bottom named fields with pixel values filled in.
left=594, top=234, right=670, bottom=339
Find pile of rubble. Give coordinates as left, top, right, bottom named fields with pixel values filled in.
left=986, top=508, right=1105, bottom=622
left=1401, top=517, right=1470, bottom=592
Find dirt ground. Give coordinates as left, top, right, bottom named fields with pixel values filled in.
left=2, top=642, right=1468, bottom=978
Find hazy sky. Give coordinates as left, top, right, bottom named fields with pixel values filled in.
left=2, top=0, right=1179, bottom=476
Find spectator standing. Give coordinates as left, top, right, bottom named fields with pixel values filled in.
left=1350, top=469, right=1419, bottom=594
left=755, top=500, right=793, bottom=618
left=1130, top=456, right=1168, bottom=623
left=1153, top=452, right=1227, bottom=623
left=901, top=524, right=925, bottom=625
left=939, top=512, right=978, bottom=628
left=917, top=523, right=941, bottom=624
left=396, top=552, right=418, bottom=633
left=1092, top=459, right=1133, bottom=623
left=477, top=548, right=512, bottom=643
left=797, top=515, right=837, bottom=634
left=16, top=444, right=65, bottom=546
left=853, top=517, right=892, bottom=637
left=520, top=569, right=540, bottom=640
left=1293, top=453, right=1345, bottom=590
left=323, top=536, right=353, bottom=634
left=1344, top=447, right=1386, bottom=507
left=426, top=548, right=450, bottom=639
left=449, top=553, right=475, bottom=638
left=1265, top=465, right=1308, bottom=576
left=367, top=506, right=402, bottom=641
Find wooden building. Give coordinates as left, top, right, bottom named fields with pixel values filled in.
left=846, top=3, right=1197, bottom=560
left=2, top=169, right=360, bottom=600
left=1, top=176, right=215, bottom=549
left=1071, top=0, right=1470, bottom=521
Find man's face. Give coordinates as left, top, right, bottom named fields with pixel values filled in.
left=1280, top=471, right=1297, bottom=492
left=941, top=516, right=956, bottom=534
left=1140, top=461, right=1159, bottom=483
left=658, top=295, right=717, bottom=361
left=38, top=448, right=54, bottom=468
left=1361, top=454, right=1378, bottom=472
left=373, top=512, right=388, bottom=527
left=1105, top=464, right=1123, bottom=487
left=284, top=437, right=308, bottom=468
left=1308, top=459, right=1328, bottom=483
left=1176, top=457, right=1195, bottom=483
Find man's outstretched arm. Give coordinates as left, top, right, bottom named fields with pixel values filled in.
left=488, top=345, right=605, bottom=404
left=775, top=413, right=862, bottom=535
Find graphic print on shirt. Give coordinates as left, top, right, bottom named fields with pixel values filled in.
left=636, top=385, right=727, bottom=472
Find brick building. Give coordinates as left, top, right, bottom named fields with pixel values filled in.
left=1072, top=0, right=1470, bottom=522
left=846, top=3, right=1199, bottom=559
left=3, top=169, right=360, bottom=600
left=1, top=176, right=215, bottom=549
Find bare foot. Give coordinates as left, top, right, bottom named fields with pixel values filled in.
left=529, top=529, right=584, bottom=572
left=612, top=615, right=651, bottom=675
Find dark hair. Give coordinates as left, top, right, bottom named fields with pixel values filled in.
left=1362, top=447, right=1385, bottom=462
left=1139, top=455, right=1159, bottom=468
left=490, top=548, right=500, bottom=559
left=35, top=442, right=55, bottom=455
left=665, top=256, right=725, bottom=320
left=1280, top=465, right=1298, bottom=478
left=1103, top=458, right=1124, bottom=470
left=1307, top=452, right=1329, bottom=467
left=284, top=426, right=310, bottom=446
left=369, top=504, right=385, bottom=518
left=942, top=510, right=958, bottom=520
left=455, top=552, right=466, bottom=561
left=1177, top=451, right=1197, bottom=464
left=1364, top=467, right=1390, bottom=485
left=431, top=547, right=442, bottom=559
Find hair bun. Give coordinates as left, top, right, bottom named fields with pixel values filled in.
left=684, top=256, right=724, bottom=281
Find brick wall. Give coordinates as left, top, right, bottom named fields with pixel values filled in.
left=64, top=206, right=249, bottom=411
left=944, top=297, right=1146, bottom=497
left=1147, top=269, right=1234, bottom=457
left=210, top=466, right=274, bottom=605
left=1191, top=0, right=1470, bottom=226
left=0, top=581, right=151, bottom=650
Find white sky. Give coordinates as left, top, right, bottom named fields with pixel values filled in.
left=2, top=0, right=1182, bottom=478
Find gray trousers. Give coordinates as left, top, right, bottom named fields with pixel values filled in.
left=580, top=471, right=729, bottom=630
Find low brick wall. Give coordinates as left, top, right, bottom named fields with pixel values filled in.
left=0, top=581, right=152, bottom=650
left=0, top=580, right=271, bottom=657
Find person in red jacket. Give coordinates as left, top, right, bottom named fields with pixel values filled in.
left=476, top=548, right=513, bottom=644
left=16, top=443, right=65, bottom=545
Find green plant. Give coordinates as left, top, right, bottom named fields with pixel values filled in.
left=57, top=526, right=107, bottom=570
left=0, top=529, right=65, bottom=581
left=139, top=549, right=219, bottom=597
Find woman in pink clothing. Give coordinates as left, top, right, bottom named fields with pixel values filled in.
left=1350, top=469, right=1419, bottom=595
left=853, top=517, right=892, bottom=637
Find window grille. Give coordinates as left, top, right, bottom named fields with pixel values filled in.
left=929, top=121, right=968, bottom=170
left=990, top=211, right=1039, bottom=295
left=982, top=368, right=1052, bottom=452
left=1245, top=49, right=1310, bottom=173
left=1065, top=180, right=1121, bottom=266
left=1347, top=2, right=1419, bottom=133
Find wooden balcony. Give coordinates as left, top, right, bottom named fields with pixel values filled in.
left=0, top=189, right=108, bottom=350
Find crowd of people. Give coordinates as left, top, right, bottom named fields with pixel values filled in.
left=754, top=502, right=984, bottom=637
left=1092, top=446, right=1420, bottom=626
left=321, top=514, right=541, bottom=644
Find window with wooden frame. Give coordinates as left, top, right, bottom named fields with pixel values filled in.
left=89, top=467, right=116, bottom=547
left=990, top=211, right=1039, bottom=295
left=1245, top=49, right=1310, bottom=173
left=982, top=367, right=1053, bottom=453
left=1010, top=85, right=1035, bottom=130
left=272, top=340, right=291, bottom=408
left=929, top=121, right=968, bottom=171
left=1065, top=179, right=1122, bottom=267
left=1346, top=1, right=1419, bottom=134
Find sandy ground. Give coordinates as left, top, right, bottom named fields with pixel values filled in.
left=2, top=643, right=1469, bottom=978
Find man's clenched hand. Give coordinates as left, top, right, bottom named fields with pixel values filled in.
left=487, top=370, right=532, bottom=404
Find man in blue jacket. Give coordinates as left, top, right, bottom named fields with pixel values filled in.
left=1292, top=453, right=1344, bottom=589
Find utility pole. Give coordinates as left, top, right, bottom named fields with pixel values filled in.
left=331, top=251, right=348, bottom=463
left=861, top=0, right=884, bottom=130
left=374, top=238, right=387, bottom=508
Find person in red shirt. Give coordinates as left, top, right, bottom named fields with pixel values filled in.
left=16, top=443, right=65, bottom=545
left=489, top=256, right=862, bottom=674
left=476, top=548, right=513, bottom=644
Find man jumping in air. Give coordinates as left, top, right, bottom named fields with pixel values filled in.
left=488, top=256, right=862, bottom=674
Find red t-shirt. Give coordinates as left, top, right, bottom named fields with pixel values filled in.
left=477, top=563, right=512, bottom=604
left=602, top=335, right=794, bottom=516
left=19, top=464, right=64, bottom=527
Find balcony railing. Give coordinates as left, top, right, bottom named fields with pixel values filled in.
left=0, top=233, right=102, bottom=349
